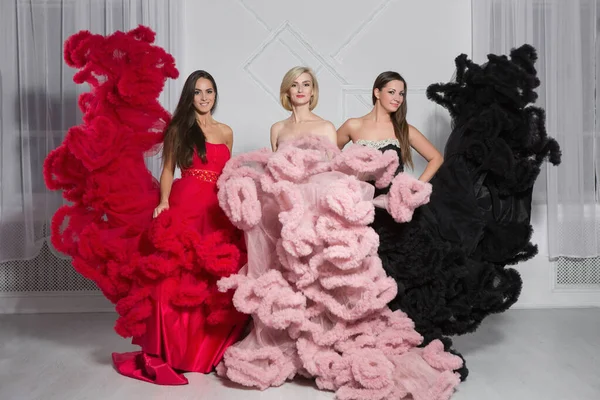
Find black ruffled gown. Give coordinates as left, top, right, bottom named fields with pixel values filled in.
left=363, top=45, right=562, bottom=380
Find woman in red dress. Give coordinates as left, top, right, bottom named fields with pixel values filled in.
left=45, top=28, right=247, bottom=386
left=112, top=70, right=249, bottom=384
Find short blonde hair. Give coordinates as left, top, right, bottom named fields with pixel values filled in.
left=280, top=66, right=319, bottom=111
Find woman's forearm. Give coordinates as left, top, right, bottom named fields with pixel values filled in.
left=418, top=157, right=443, bottom=182
left=159, top=169, right=174, bottom=204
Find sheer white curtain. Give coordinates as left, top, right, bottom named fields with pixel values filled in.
left=472, top=0, right=599, bottom=259
left=0, top=0, right=182, bottom=263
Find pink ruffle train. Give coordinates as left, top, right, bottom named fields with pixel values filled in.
left=215, top=136, right=463, bottom=400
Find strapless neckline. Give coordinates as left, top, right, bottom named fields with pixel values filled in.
left=354, top=138, right=400, bottom=149
left=205, top=141, right=230, bottom=154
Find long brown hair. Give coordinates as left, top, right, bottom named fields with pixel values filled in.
left=372, top=71, right=413, bottom=169
left=163, top=70, right=218, bottom=168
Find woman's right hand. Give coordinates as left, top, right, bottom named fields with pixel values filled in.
left=153, top=202, right=169, bottom=218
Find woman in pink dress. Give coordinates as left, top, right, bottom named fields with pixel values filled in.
left=215, top=66, right=463, bottom=400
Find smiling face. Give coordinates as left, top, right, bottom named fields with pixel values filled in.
left=280, top=67, right=319, bottom=111
left=374, top=80, right=405, bottom=113
left=287, top=72, right=314, bottom=108
left=193, top=77, right=216, bottom=114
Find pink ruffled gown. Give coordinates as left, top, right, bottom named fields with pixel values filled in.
left=215, top=136, right=463, bottom=400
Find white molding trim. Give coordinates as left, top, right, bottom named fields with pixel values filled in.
left=0, top=291, right=113, bottom=314
left=331, top=0, right=395, bottom=62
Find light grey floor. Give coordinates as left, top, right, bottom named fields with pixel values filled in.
left=0, top=309, right=598, bottom=400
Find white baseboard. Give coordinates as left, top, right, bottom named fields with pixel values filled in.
left=1, top=291, right=598, bottom=315
left=0, top=291, right=114, bottom=314
left=512, top=303, right=600, bottom=309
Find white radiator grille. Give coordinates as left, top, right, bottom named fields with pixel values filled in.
left=0, top=241, right=97, bottom=293
left=555, top=257, right=600, bottom=287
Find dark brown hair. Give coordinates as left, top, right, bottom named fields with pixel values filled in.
left=372, top=71, right=413, bottom=169
left=163, top=70, right=218, bottom=168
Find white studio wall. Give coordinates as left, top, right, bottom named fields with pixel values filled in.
left=180, top=0, right=472, bottom=176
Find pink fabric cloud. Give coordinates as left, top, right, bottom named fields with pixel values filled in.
left=216, top=136, right=462, bottom=399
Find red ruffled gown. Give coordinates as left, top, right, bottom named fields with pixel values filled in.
left=43, top=26, right=247, bottom=387
left=113, top=144, right=248, bottom=385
